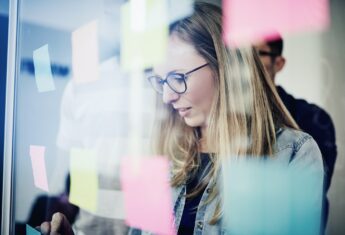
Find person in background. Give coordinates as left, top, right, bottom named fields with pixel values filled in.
left=15, top=175, right=79, bottom=234
left=255, top=36, right=337, bottom=234
left=38, top=3, right=324, bottom=235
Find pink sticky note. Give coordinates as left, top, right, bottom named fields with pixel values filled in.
left=223, top=0, right=330, bottom=46
left=121, top=157, right=175, bottom=235
left=29, top=145, right=49, bottom=192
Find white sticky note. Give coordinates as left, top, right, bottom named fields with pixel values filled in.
left=72, top=20, right=100, bottom=83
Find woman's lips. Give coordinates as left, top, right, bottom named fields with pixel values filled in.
left=177, top=107, right=191, bottom=117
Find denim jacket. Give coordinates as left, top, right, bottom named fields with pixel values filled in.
left=129, top=128, right=324, bottom=235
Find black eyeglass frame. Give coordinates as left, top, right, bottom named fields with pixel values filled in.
left=147, top=63, right=209, bottom=94
left=257, top=50, right=280, bottom=58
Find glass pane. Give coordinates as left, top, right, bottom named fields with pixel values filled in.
left=6, top=0, right=344, bottom=235
left=12, top=1, right=157, bottom=234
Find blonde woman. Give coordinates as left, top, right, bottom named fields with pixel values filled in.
left=39, top=2, right=323, bottom=235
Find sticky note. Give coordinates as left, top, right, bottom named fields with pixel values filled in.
left=29, top=145, right=49, bottom=192
left=223, top=0, right=330, bottom=46
left=72, top=20, right=100, bottom=83
left=120, top=157, right=175, bottom=235
left=69, top=148, right=98, bottom=213
left=26, top=224, right=40, bottom=235
left=33, top=44, right=56, bottom=92
left=222, top=159, right=322, bottom=235
left=120, top=0, right=168, bottom=71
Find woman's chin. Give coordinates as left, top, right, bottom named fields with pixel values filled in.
left=183, top=117, right=203, bottom=128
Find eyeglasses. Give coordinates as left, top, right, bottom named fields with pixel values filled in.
left=257, top=50, right=279, bottom=58
left=147, top=63, right=209, bottom=94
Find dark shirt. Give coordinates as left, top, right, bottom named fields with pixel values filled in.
left=277, top=86, right=337, bottom=233
left=178, top=153, right=211, bottom=235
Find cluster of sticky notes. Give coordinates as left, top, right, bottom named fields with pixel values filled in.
left=26, top=224, right=40, bottom=235
left=69, top=148, right=99, bottom=213
left=222, top=159, right=323, bottom=235
left=72, top=20, right=100, bottom=83
left=120, top=0, right=168, bottom=71
left=120, top=157, right=176, bottom=235
left=223, top=0, right=330, bottom=46
left=33, top=44, right=56, bottom=92
left=29, top=145, right=49, bottom=192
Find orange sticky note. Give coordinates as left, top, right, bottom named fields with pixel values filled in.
left=72, top=20, right=100, bottom=83
left=121, top=157, right=175, bottom=235
left=29, top=145, right=49, bottom=192
left=223, top=0, right=330, bottom=46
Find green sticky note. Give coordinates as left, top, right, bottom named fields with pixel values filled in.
left=26, top=224, right=40, bottom=235
left=69, top=148, right=98, bottom=213
left=121, top=0, right=168, bottom=71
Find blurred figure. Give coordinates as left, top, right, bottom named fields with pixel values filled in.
left=255, top=36, right=337, bottom=234
left=54, top=57, right=130, bottom=235
left=27, top=174, right=79, bottom=227
left=50, top=56, right=154, bottom=235
left=15, top=175, right=79, bottom=234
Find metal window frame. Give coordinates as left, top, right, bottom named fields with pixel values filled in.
left=1, top=0, right=19, bottom=234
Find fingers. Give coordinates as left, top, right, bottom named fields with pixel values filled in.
left=51, top=212, right=74, bottom=235
left=38, top=212, right=74, bottom=235
left=50, top=212, right=64, bottom=232
left=39, top=221, right=51, bottom=235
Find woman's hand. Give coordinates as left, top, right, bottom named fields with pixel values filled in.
left=38, top=212, right=74, bottom=235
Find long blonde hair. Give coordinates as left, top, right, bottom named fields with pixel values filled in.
left=152, top=2, right=298, bottom=224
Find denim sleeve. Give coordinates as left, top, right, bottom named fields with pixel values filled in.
left=127, top=227, right=142, bottom=235
left=290, top=137, right=324, bottom=171
left=289, top=137, right=324, bottom=235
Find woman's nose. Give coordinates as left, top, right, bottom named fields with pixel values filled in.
left=162, top=84, right=179, bottom=104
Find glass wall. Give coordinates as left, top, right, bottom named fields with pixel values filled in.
left=3, top=0, right=345, bottom=235
left=4, top=0, right=162, bottom=234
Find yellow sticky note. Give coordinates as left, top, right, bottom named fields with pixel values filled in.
left=121, top=0, right=168, bottom=71
left=69, top=148, right=98, bottom=212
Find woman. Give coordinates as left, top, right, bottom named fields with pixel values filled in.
left=39, top=2, right=323, bottom=235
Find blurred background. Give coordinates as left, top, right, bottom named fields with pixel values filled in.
left=0, top=0, right=344, bottom=234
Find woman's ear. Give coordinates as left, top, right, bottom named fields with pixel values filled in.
left=273, top=56, right=286, bottom=73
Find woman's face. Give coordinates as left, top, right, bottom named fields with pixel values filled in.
left=153, top=35, right=216, bottom=128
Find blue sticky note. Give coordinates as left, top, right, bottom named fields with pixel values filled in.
left=26, top=224, right=41, bottom=235
left=33, top=44, right=56, bottom=92
left=222, top=159, right=322, bottom=235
